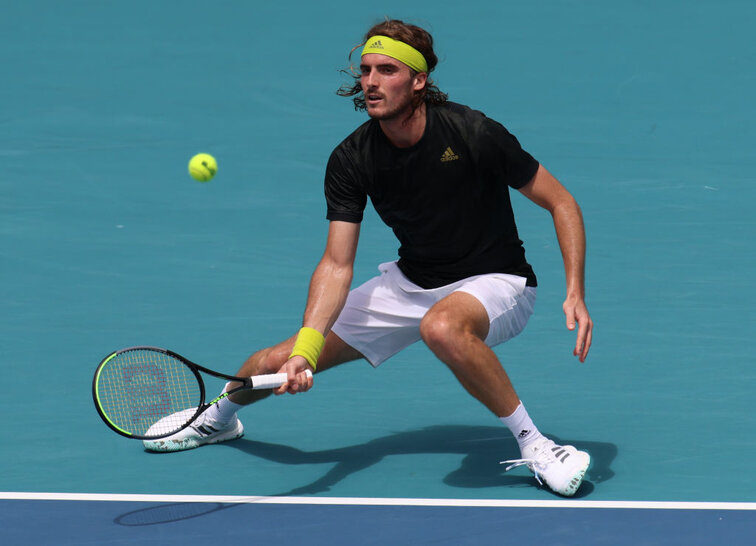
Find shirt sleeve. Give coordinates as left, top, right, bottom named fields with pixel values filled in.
left=324, top=145, right=367, bottom=223
left=479, top=117, right=540, bottom=189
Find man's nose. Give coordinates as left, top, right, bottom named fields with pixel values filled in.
left=362, top=69, right=376, bottom=88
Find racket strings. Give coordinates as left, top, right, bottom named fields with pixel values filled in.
left=96, top=349, right=202, bottom=437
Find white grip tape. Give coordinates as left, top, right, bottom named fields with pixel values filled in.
left=250, top=369, right=313, bottom=390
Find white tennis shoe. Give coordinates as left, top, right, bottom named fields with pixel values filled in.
left=501, top=437, right=590, bottom=497
left=142, top=408, right=244, bottom=452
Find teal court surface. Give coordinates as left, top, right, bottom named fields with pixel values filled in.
left=1, top=1, right=754, bottom=544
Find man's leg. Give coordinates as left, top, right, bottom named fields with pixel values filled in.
left=419, top=290, right=541, bottom=448
left=419, top=291, right=590, bottom=497
left=227, top=332, right=365, bottom=405
left=419, top=291, right=520, bottom=417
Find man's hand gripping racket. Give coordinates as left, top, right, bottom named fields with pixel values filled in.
left=92, top=346, right=311, bottom=440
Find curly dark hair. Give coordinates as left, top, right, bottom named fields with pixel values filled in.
left=337, top=19, right=448, bottom=112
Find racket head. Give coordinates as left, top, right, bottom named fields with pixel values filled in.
left=92, top=346, right=206, bottom=440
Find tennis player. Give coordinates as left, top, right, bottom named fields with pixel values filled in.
left=145, top=19, right=594, bottom=497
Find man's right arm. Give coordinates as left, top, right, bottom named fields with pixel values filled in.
left=275, top=220, right=360, bottom=393
left=302, top=220, right=360, bottom=335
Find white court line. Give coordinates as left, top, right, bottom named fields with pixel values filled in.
left=1, top=492, right=755, bottom=511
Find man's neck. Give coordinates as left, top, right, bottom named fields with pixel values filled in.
left=379, top=103, right=427, bottom=148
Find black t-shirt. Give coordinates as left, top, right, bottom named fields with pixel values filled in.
left=324, top=101, right=539, bottom=288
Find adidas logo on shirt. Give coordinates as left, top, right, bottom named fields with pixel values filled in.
left=440, top=146, right=460, bottom=162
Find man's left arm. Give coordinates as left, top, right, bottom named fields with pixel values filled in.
left=518, top=164, right=593, bottom=362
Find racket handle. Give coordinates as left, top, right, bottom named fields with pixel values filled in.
left=249, top=369, right=313, bottom=390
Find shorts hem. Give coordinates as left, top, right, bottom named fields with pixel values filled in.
left=330, top=324, right=385, bottom=368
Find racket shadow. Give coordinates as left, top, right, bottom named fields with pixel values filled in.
left=224, top=425, right=616, bottom=498
left=115, top=502, right=240, bottom=526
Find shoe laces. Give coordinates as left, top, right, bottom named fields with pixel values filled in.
left=499, top=439, right=560, bottom=487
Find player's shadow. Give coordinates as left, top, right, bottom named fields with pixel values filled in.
left=115, top=426, right=617, bottom=527
left=226, top=425, right=617, bottom=499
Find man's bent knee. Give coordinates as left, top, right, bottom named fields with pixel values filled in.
left=419, top=312, right=456, bottom=351
left=420, top=296, right=490, bottom=360
left=420, top=312, right=483, bottom=361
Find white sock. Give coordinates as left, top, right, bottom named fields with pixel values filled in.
left=499, top=402, right=544, bottom=453
left=206, top=393, right=244, bottom=425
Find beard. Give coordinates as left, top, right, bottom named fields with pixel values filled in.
left=365, top=92, right=416, bottom=121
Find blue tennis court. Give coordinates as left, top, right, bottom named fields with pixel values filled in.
left=1, top=1, right=754, bottom=543
left=2, top=494, right=754, bottom=545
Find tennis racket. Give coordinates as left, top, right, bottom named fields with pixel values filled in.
left=92, top=346, right=311, bottom=440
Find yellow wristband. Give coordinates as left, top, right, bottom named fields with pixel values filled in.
left=289, top=327, right=325, bottom=371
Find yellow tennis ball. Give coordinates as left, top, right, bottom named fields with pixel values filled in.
left=188, top=153, right=217, bottom=182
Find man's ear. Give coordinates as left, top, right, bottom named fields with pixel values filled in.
left=413, top=72, right=428, bottom=92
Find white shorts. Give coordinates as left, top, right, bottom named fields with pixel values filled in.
left=331, top=261, right=537, bottom=367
